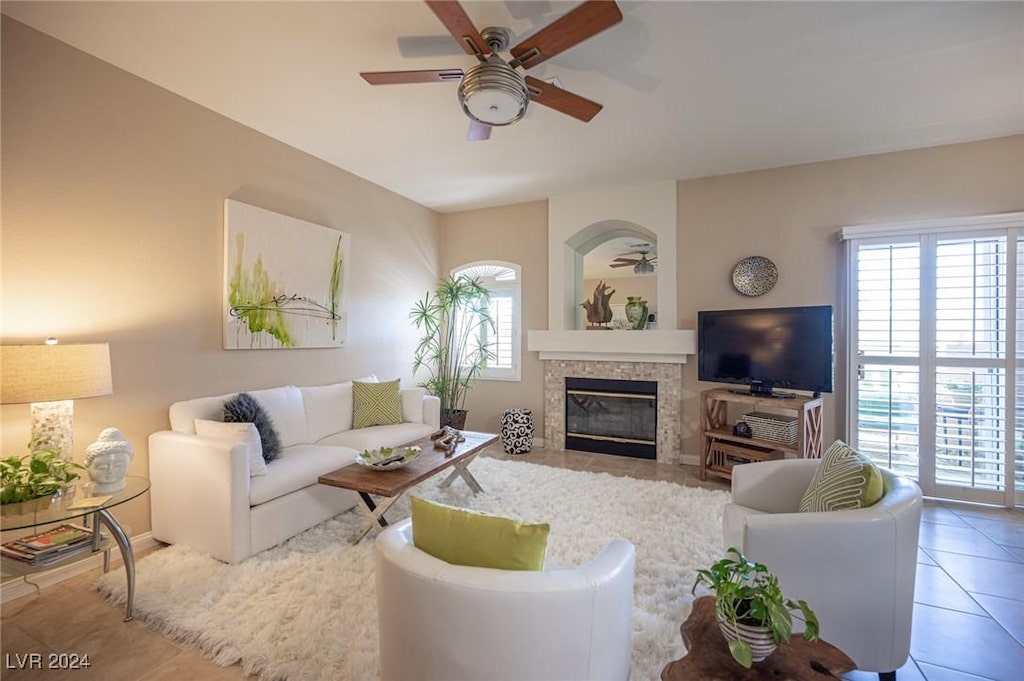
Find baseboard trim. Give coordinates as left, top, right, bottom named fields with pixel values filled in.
left=678, top=454, right=699, bottom=466
left=1, top=532, right=159, bottom=603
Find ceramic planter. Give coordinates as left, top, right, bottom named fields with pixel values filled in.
left=716, top=612, right=777, bottom=663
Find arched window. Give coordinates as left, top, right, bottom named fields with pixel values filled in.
left=452, top=262, right=521, bottom=381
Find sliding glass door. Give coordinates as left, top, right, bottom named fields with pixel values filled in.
left=845, top=215, right=1022, bottom=506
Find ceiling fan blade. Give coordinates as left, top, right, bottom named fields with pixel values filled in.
left=361, top=69, right=464, bottom=85
left=610, top=262, right=635, bottom=268
left=511, top=0, right=623, bottom=70
left=612, top=257, right=638, bottom=263
left=467, top=120, right=492, bottom=141
left=525, top=76, right=603, bottom=122
left=424, top=1, right=490, bottom=57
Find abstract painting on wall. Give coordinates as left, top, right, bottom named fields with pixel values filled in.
left=224, top=199, right=350, bottom=349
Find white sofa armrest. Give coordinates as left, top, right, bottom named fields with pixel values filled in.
left=422, top=394, right=440, bottom=429
left=149, top=431, right=252, bottom=563
left=730, top=458, right=818, bottom=513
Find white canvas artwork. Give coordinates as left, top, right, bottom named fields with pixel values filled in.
left=224, top=199, right=351, bottom=349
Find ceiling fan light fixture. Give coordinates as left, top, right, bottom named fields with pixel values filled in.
left=458, top=59, right=529, bottom=126
left=634, top=259, right=655, bottom=275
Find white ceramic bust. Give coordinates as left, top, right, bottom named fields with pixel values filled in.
left=85, top=428, right=133, bottom=493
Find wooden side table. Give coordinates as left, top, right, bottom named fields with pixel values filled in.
left=661, top=596, right=855, bottom=681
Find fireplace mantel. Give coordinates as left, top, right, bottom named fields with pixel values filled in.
left=527, top=330, right=696, bottom=364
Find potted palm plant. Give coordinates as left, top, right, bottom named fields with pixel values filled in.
left=410, top=274, right=496, bottom=429
left=692, top=547, right=819, bottom=668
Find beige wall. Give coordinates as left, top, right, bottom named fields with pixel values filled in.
left=1, top=19, right=440, bottom=537
left=677, top=135, right=1023, bottom=457
left=442, top=135, right=1023, bottom=458
left=438, top=201, right=548, bottom=434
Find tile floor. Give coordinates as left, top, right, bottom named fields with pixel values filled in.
left=1, top=446, right=1022, bottom=681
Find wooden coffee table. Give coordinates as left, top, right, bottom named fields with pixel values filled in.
left=318, top=430, right=498, bottom=543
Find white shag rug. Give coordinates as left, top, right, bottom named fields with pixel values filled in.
left=97, top=457, right=728, bottom=681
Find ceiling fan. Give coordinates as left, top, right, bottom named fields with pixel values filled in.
left=360, top=0, right=623, bottom=141
left=611, top=249, right=657, bottom=274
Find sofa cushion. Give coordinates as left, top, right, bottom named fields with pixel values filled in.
left=169, top=392, right=236, bottom=434
left=194, top=418, right=267, bottom=477
left=799, top=439, right=885, bottom=512
left=320, top=422, right=436, bottom=451
left=249, top=444, right=359, bottom=506
left=224, top=393, right=282, bottom=462
left=248, top=386, right=307, bottom=448
left=400, top=388, right=426, bottom=424
left=301, top=375, right=379, bottom=443
left=410, top=497, right=549, bottom=571
left=353, top=379, right=402, bottom=429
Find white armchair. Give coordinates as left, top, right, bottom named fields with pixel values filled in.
left=723, top=459, right=923, bottom=681
left=375, top=518, right=635, bottom=681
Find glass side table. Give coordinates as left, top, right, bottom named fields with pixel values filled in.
left=1, top=476, right=150, bottom=621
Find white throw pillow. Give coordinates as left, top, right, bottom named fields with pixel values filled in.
left=248, top=386, right=307, bottom=448
left=302, top=381, right=354, bottom=442
left=400, top=388, right=426, bottom=424
left=195, top=418, right=267, bottom=476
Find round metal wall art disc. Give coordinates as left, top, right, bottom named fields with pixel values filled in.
left=731, top=256, right=778, bottom=296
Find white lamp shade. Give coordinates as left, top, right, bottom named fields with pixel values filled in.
left=1, top=343, right=113, bottom=404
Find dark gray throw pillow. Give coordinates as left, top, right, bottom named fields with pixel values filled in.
left=223, top=393, right=281, bottom=462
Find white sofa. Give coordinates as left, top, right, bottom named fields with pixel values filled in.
left=375, top=518, right=636, bottom=681
left=722, top=459, right=923, bottom=680
left=150, top=378, right=440, bottom=563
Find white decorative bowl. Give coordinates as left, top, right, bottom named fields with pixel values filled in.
left=355, top=446, right=422, bottom=471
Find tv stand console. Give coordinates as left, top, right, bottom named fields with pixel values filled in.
left=699, top=388, right=823, bottom=482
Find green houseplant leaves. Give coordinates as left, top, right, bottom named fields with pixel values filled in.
left=0, top=441, right=84, bottom=505
left=410, top=274, right=496, bottom=425
left=692, top=546, right=819, bottom=668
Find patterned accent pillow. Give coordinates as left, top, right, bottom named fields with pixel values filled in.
left=799, top=440, right=884, bottom=512
left=223, top=392, right=282, bottom=462
left=352, top=379, right=402, bottom=429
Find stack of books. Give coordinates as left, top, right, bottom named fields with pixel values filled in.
left=0, top=523, right=95, bottom=567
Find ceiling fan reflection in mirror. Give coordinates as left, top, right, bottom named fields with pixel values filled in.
left=360, top=0, right=623, bottom=141
left=611, top=249, right=657, bottom=275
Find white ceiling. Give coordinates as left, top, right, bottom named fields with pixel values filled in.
left=4, top=1, right=1022, bottom=213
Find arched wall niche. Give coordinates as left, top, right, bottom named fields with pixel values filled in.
left=567, top=220, right=657, bottom=330
left=547, top=181, right=677, bottom=331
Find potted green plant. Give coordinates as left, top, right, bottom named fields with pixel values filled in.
left=410, top=274, right=496, bottom=429
left=1, top=441, right=84, bottom=511
left=692, top=547, right=819, bottom=668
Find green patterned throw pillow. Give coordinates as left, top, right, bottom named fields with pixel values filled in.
left=352, top=379, right=402, bottom=429
left=799, top=440, right=885, bottom=512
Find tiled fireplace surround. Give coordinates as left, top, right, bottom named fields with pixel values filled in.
left=529, top=181, right=692, bottom=465
left=543, top=360, right=683, bottom=464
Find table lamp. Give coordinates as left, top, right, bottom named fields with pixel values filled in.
left=1, top=339, right=113, bottom=458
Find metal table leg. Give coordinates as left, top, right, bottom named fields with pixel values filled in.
left=439, top=454, right=484, bottom=493
left=96, top=508, right=135, bottom=622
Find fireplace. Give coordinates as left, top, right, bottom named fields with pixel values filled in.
left=565, top=377, right=657, bottom=459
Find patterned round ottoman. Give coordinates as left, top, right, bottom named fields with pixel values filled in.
left=500, top=408, right=534, bottom=455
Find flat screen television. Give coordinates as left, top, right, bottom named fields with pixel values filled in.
left=697, top=305, right=834, bottom=397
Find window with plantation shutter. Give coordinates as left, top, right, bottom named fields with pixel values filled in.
left=842, top=213, right=1022, bottom=507
left=452, top=262, right=521, bottom=382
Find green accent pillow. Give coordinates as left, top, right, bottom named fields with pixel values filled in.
left=410, top=497, right=550, bottom=571
left=800, top=440, right=885, bottom=512
left=352, top=379, right=402, bottom=429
